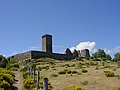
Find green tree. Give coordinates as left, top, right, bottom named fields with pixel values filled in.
left=0, top=55, right=3, bottom=62
left=114, top=53, right=120, bottom=61
left=92, top=49, right=106, bottom=58
left=106, top=54, right=112, bottom=60
left=0, top=57, right=8, bottom=68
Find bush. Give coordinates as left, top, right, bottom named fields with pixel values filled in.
left=1, top=74, right=15, bottom=85
left=93, top=58, right=101, bottom=61
left=81, top=81, right=88, bottom=85
left=64, top=69, right=72, bottom=74
left=95, top=66, right=100, bottom=70
left=23, top=72, right=29, bottom=79
left=90, top=62, right=98, bottom=66
left=9, top=68, right=18, bottom=71
left=66, top=86, right=81, bottom=90
left=39, top=66, right=50, bottom=71
left=70, top=64, right=75, bottom=67
left=51, top=74, right=58, bottom=77
left=67, top=70, right=72, bottom=74
left=0, top=68, right=15, bottom=77
left=103, top=65, right=110, bottom=68
left=81, top=69, right=88, bottom=73
left=0, top=80, right=10, bottom=89
left=20, top=66, right=27, bottom=72
left=58, top=71, right=66, bottom=74
left=104, top=71, right=115, bottom=77
left=0, top=68, right=15, bottom=89
left=23, top=78, right=34, bottom=89
left=14, top=63, right=19, bottom=68
left=71, top=71, right=78, bottom=74
left=112, top=67, right=117, bottom=71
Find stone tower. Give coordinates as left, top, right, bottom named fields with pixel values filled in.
left=42, top=34, right=52, bottom=53
left=81, top=49, right=90, bottom=58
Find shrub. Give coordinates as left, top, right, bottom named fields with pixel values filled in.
left=23, top=78, right=34, bottom=89
left=20, top=66, right=27, bottom=72
left=31, top=64, right=36, bottom=69
left=58, top=71, right=66, bottom=74
left=66, top=86, right=81, bottom=90
left=65, top=64, right=70, bottom=67
left=0, top=80, right=10, bottom=89
left=95, top=66, right=100, bottom=70
left=112, top=67, right=117, bottom=71
left=70, top=64, right=75, bottom=67
left=81, top=69, right=88, bottom=73
left=102, top=62, right=105, bottom=66
left=39, top=66, right=50, bottom=71
left=67, top=70, right=72, bottom=74
left=9, top=68, right=18, bottom=71
left=51, top=74, right=58, bottom=77
left=71, top=71, right=78, bottom=74
left=1, top=74, right=15, bottom=85
left=118, top=87, right=120, bottom=90
left=14, top=63, right=19, bottom=68
left=104, top=71, right=115, bottom=77
left=90, top=62, right=98, bottom=66
left=93, top=58, right=101, bottom=61
left=64, top=69, right=72, bottom=74
left=103, top=65, right=110, bottom=68
left=23, top=72, right=29, bottom=79
left=81, top=81, right=88, bottom=85
left=0, top=68, right=15, bottom=89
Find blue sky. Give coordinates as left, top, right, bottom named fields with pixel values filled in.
left=0, top=0, right=120, bottom=57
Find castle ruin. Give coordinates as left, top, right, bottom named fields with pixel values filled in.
left=11, top=34, right=90, bottom=60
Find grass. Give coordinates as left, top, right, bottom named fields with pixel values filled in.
left=19, top=59, right=120, bottom=90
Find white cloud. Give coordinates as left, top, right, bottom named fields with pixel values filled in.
left=104, top=46, right=120, bottom=55
left=70, top=41, right=96, bottom=52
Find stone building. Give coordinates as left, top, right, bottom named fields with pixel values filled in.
left=11, top=34, right=90, bottom=60
left=80, top=49, right=90, bottom=58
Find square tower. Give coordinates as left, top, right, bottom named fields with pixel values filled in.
left=42, top=34, right=52, bottom=53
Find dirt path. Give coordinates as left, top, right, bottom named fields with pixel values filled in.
left=14, top=70, right=24, bottom=90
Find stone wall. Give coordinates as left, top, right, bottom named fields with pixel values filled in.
left=12, top=51, right=31, bottom=60
left=12, top=50, right=74, bottom=60
left=81, top=49, right=90, bottom=58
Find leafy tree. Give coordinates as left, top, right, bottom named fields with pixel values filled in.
left=0, top=57, right=8, bottom=68
left=114, top=53, right=120, bottom=61
left=106, top=54, right=112, bottom=60
left=92, top=49, right=106, bottom=58
left=0, top=55, right=3, bottom=62
left=114, top=53, right=120, bottom=59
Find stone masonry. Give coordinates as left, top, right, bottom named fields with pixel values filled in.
left=11, top=34, right=90, bottom=60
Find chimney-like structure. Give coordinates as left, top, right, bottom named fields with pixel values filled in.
left=42, top=34, right=52, bottom=53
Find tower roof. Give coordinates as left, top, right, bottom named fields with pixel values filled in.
left=42, top=34, right=52, bottom=38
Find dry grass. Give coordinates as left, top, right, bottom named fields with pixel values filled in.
left=35, top=60, right=120, bottom=90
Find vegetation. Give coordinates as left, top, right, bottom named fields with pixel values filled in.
left=92, top=49, right=112, bottom=61
left=114, top=53, right=120, bottom=62
left=66, top=86, right=81, bottom=90
left=81, top=81, right=88, bottom=85
left=0, top=55, right=8, bottom=68
left=81, top=69, right=88, bottom=73
left=104, top=71, right=115, bottom=77
left=0, top=68, right=15, bottom=90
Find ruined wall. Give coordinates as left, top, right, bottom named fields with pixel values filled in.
left=81, top=49, right=90, bottom=58
left=12, top=51, right=31, bottom=60
left=12, top=50, right=74, bottom=60
left=31, top=51, right=74, bottom=60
